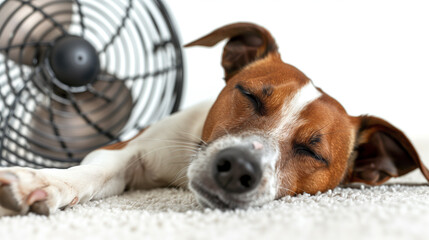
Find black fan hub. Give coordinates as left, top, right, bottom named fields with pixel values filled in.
left=49, top=36, right=100, bottom=87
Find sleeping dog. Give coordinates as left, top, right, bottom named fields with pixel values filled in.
left=0, top=23, right=428, bottom=215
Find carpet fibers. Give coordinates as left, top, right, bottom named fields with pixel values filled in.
left=1, top=182, right=429, bottom=239
left=1, top=144, right=428, bottom=240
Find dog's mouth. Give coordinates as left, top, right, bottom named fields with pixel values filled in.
left=190, top=181, right=244, bottom=209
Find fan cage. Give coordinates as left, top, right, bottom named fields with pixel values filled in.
left=0, top=0, right=184, bottom=168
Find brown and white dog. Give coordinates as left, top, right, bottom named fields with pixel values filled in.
left=1, top=23, right=429, bottom=215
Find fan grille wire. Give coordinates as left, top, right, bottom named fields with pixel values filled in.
left=0, top=0, right=184, bottom=168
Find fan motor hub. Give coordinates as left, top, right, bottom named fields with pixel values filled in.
left=49, top=36, right=100, bottom=87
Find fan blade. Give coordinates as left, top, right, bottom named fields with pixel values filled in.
left=0, top=0, right=72, bottom=65
left=29, top=75, right=133, bottom=162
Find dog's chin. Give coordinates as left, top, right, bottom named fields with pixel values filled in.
left=189, top=181, right=247, bottom=210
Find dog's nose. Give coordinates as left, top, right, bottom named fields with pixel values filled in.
left=213, top=147, right=262, bottom=193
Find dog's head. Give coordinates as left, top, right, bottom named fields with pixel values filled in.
left=186, top=23, right=429, bottom=209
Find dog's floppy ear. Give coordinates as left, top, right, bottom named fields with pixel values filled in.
left=345, top=116, right=429, bottom=185
left=185, top=22, right=278, bottom=81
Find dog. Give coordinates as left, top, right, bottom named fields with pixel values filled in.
left=1, top=23, right=428, bottom=216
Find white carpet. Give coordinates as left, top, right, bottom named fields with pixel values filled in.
left=1, top=184, right=429, bottom=240
left=0, top=142, right=428, bottom=240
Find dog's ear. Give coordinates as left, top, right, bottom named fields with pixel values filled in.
left=185, top=22, right=278, bottom=81
left=345, top=116, right=429, bottom=185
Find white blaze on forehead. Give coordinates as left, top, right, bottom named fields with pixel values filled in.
left=270, top=81, right=322, bottom=139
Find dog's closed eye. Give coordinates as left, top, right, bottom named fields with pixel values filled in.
left=235, top=84, right=266, bottom=115
left=294, top=144, right=329, bottom=166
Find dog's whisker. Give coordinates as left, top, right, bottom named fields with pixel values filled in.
left=220, top=125, right=231, bottom=137
left=168, top=167, right=191, bottom=187
left=275, top=167, right=306, bottom=196
left=167, top=160, right=193, bottom=187
left=172, top=130, right=208, bottom=146
left=277, top=186, right=299, bottom=195
left=314, top=122, right=332, bottom=135
left=124, top=145, right=197, bottom=172
left=129, top=138, right=201, bottom=147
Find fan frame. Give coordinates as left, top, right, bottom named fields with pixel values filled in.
left=0, top=0, right=185, bottom=168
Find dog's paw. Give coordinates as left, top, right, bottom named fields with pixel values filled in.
left=0, top=168, right=58, bottom=216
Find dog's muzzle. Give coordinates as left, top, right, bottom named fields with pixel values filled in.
left=188, top=134, right=278, bottom=209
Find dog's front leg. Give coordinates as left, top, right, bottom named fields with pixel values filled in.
left=0, top=149, right=137, bottom=216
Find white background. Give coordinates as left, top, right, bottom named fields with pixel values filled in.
left=166, top=0, right=429, bottom=145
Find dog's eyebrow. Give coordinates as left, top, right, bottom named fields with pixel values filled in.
left=309, top=134, right=322, bottom=146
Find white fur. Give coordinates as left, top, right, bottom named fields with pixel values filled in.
left=270, top=81, right=322, bottom=139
